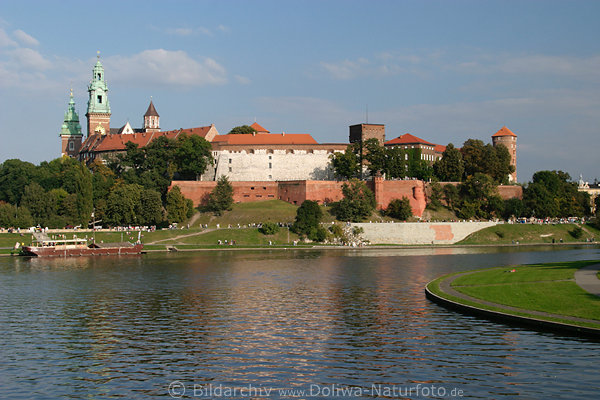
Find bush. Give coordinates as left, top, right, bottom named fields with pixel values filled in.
left=259, top=222, right=280, bottom=235
left=332, top=179, right=376, bottom=222
left=386, top=197, right=413, bottom=221
left=570, top=226, right=583, bottom=239
left=291, top=200, right=322, bottom=236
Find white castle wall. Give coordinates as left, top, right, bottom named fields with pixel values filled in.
left=203, top=149, right=335, bottom=181
left=351, top=221, right=498, bottom=245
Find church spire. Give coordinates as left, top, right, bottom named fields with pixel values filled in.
left=86, top=53, right=111, bottom=135
left=143, top=98, right=160, bottom=132
left=60, top=89, right=83, bottom=157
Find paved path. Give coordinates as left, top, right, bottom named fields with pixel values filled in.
left=574, top=263, right=600, bottom=297
left=439, top=266, right=600, bottom=325
left=147, top=228, right=217, bottom=244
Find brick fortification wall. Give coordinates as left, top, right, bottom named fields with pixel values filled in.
left=172, top=179, right=428, bottom=217
left=171, top=181, right=278, bottom=206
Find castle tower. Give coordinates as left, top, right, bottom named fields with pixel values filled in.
left=59, top=89, right=83, bottom=157
left=143, top=100, right=160, bottom=132
left=86, top=54, right=111, bottom=136
left=492, top=126, right=517, bottom=182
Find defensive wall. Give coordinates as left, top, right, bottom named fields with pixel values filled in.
left=351, top=221, right=498, bottom=245
left=171, top=179, right=429, bottom=217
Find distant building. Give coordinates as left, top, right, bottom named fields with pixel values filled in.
left=492, top=126, right=518, bottom=182
left=59, top=90, right=83, bottom=158
left=384, top=133, right=444, bottom=164
left=578, top=176, right=600, bottom=214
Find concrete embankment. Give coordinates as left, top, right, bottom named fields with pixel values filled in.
left=351, top=221, right=497, bottom=245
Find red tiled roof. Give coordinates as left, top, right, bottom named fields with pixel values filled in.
left=212, top=133, right=318, bottom=145
left=492, top=126, right=517, bottom=137
left=385, top=133, right=435, bottom=146
left=434, top=144, right=446, bottom=153
left=81, top=126, right=213, bottom=153
left=250, top=122, right=269, bottom=134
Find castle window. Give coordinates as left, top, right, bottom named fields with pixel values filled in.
left=269, top=175, right=272, bottom=180
left=97, top=95, right=102, bottom=104
left=69, top=141, right=74, bottom=151
left=269, top=162, right=272, bottom=169
left=228, top=167, right=232, bottom=172
left=269, top=155, right=272, bottom=159
left=229, top=158, right=232, bottom=163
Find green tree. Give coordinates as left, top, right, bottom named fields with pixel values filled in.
left=206, top=175, right=234, bottom=215
left=384, top=146, right=407, bottom=179
left=523, top=170, right=587, bottom=218
left=228, top=125, right=257, bottom=135
left=363, top=138, right=387, bottom=177
left=20, top=183, right=56, bottom=227
left=166, top=185, right=189, bottom=223
left=502, top=197, right=525, bottom=220
left=259, top=222, right=280, bottom=235
left=456, top=173, right=502, bottom=219
left=332, top=179, right=376, bottom=222
left=428, top=181, right=444, bottom=210
left=433, top=143, right=463, bottom=181
left=0, top=159, right=39, bottom=205
left=139, top=189, right=165, bottom=225
left=60, top=158, right=93, bottom=227
left=291, top=200, right=324, bottom=240
left=0, top=202, right=33, bottom=228
left=175, top=133, right=213, bottom=180
left=329, top=144, right=361, bottom=180
left=386, top=197, right=413, bottom=221
left=442, top=184, right=459, bottom=211
left=105, top=184, right=143, bottom=226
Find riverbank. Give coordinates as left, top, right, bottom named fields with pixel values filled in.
left=426, top=260, right=600, bottom=338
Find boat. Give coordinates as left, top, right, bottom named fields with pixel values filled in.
left=20, top=232, right=143, bottom=257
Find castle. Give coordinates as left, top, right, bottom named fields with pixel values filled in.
left=59, top=56, right=519, bottom=216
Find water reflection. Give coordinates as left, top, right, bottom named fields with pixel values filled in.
left=0, top=246, right=599, bottom=399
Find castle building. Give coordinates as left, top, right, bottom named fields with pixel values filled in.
left=64, top=57, right=518, bottom=187
left=491, top=126, right=517, bottom=182
left=59, top=90, right=83, bottom=158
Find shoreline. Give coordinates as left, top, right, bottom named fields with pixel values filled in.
left=426, top=263, right=600, bottom=339
left=3, top=241, right=598, bottom=257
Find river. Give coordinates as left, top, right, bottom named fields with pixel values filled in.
left=1, top=245, right=599, bottom=399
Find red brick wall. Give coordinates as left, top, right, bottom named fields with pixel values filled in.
left=171, top=179, right=429, bottom=217
left=497, top=185, right=523, bottom=200
left=170, top=181, right=278, bottom=206
left=368, top=179, right=427, bottom=217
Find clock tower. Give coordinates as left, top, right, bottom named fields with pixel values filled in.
left=86, top=53, right=111, bottom=136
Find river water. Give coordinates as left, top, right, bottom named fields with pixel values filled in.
left=1, top=245, right=599, bottom=399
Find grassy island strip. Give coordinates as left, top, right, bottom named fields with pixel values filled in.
left=426, top=260, right=600, bottom=333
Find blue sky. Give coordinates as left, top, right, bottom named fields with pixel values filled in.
left=1, top=0, right=599, bottom=183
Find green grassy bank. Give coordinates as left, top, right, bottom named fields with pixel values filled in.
left=458, top=223, right=600, bottom=245
left=428, top=260, right=600, bottom=329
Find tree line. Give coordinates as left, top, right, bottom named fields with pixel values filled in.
left=0, top=133, right=212, bottom=229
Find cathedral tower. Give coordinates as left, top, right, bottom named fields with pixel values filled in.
left=492, top=126, right=517, bottom=182
left=59, top=89, right=83, bottom=157
left=143, top=100, right=160, bottom=132
left=86, top=54, right=111, bottom=136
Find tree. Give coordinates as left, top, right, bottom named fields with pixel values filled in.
left=523, top=170, right=588, bottom=218
left=363, top=138, right=387, bottom=177
left=105, top=184, right=143, bottom=226
left=428, top=181, right=444, bottom=210
left=332, top=179, right=376, bottom=222
left=0, top=159, right=39, bottom=205
left=502, top=197, right=525, bottom=220
left=443, top=184, right=459, bottom=212
left=139, top=189, right=165, bottom=225
left=384, top=146, right=408, bottom=179
left=206, top=175, right=234, bottom=215
left=60, top=158, right=93, bottom=227
left=456, top=173, right=502, bottom=219
left=433, top=143, right=463, bottom=182
left=20, top=183, right=56, bottom=227
left=259, top=222, right=280, bottom=235
left=386, top=197, right=413, bottom=221
left=166, top=185, right=190, bottom=223
left=291, top=200, right=325, bottom=241
left=228, top=125, right=257, bottom=135
left=329, top=144, right=360, bottom=180
left=0, top=202, right=33, bottom=228
left=175, top=133, right=213, bottom=180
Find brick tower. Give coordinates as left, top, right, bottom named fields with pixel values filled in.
left=492, top=126, right=517, bottom=182
left=59, top=89, right=83, bottom=157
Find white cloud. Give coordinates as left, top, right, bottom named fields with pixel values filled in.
left=13, top=29, right=39, bottom=47
left=10, top=47, right=52, bottom=70
left=320, top=58, right=370, bottom=80
left=0, top=28, right=17, bottom=47
left=234, top=75, right=251, bottom=85
left=105, top=49, right=227, bottom=87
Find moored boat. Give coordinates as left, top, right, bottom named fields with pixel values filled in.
left=20, top=232, right=143, bottom=257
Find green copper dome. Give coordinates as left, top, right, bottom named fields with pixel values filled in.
left=60, top=91, right=82, bottom=137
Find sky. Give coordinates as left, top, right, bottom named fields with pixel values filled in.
left=1, top=0, right=599, bottom=183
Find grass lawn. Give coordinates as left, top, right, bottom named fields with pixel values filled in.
left=450, top=260, right=600, bottom=322
left=192, top=200, right=298, bottom=227
left=458, top=223, right=600, bottom=245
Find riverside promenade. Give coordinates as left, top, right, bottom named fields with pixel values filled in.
left=426, top=263, right=600, bottom=338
